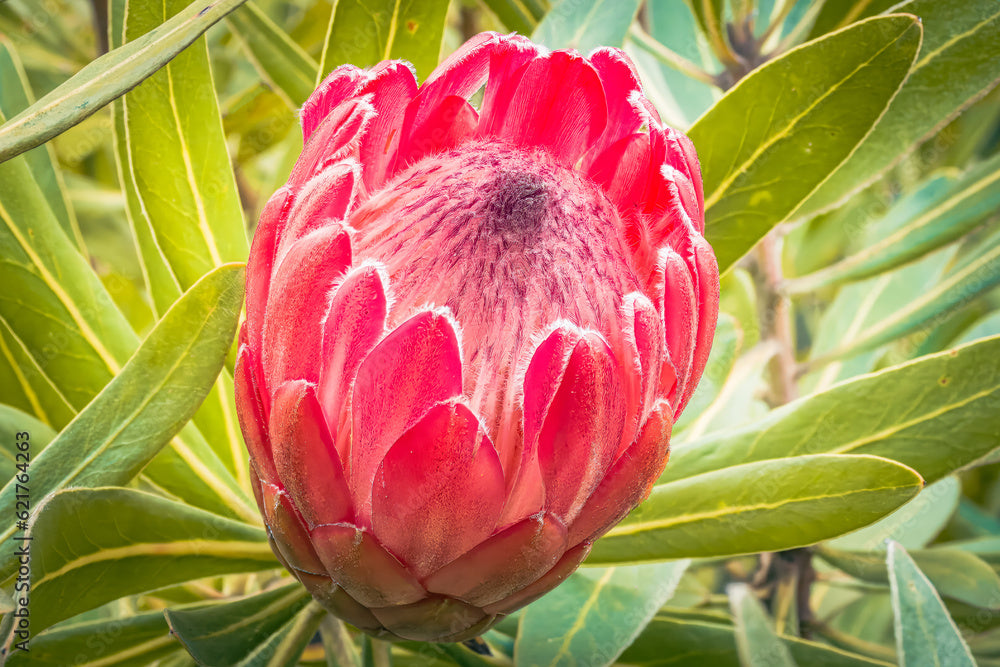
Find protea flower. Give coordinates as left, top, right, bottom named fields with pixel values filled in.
left=235, top=31, right=719, bottom=642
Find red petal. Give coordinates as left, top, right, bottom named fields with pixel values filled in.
left=372, top=402, right=505, bottom=579
left=260, top=482, right=325, bottom=574
left=318, top=264, right=388, bottom=461
left=262, top=226, right=352, bottom=389
left=482, top=541, right=592, bottom=615
left=350, top=310, right=464, bottom=523
left=492, top=51, right=608, bottom=167
left=533, top=331, right=627, bottom=524
left=301, top=65, right=366, bottom=141
left=585, top=48, right=645, bottom=166
left=586, top=132, right=650, bottom=213
left=392, top=95, right=478, bottom=174
left=369, top=596, right=487, bottom=642
left=246, top=187, right=293, bottom=356
left=424, top=31, right=497, bottom=96
left=629, top=293, right=666, bottom=413
left=355, top=61, right=418, bottom=192
left=235, top=344, right=277, bottom=483
left=665, top=129, right=705, bottom=233
left=289, top=100, right=375, bottom=190
left=478, top=35, right=540, bottom=138
left=678, top=234, right=720, bottom=416
left=567, top=403, right=671, bottom=546
left=424, top=512, right=567, bottom=607
left=310, top=523, right=426, bottom=607
left=269, top=381, right=352, bottom=528
left=660, top=246, right=697, bottom=406
left=276, top=162, right=357, bottom=266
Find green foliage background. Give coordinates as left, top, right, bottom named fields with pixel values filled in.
left=0, top=0, right=999, bottom=664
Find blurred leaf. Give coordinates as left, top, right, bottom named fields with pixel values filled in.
left=691, top=15, right=920, bottom=273
left=674, top=313, right=741, bottom=433
left=17, top=487, right=275, bottom=635
left=0, top=0, right=250, bottom=163
left=588, top=454, right=921, bottom=563
left=0, top=37, right=83, bottom=251
left=806, top=1, right=898, bottom=41
left=165, top=583, right=315, bottom=667
left=799, top=0, right=1000, bottom=218
left=0, top=318, right=77, bottom=429
left=532, top=0, right=642, bottom=52
left=728, top=583, right=798, bottom=667
left=887, top=541, right=976, bottom=667
left=317, top=0, right=450, bottom=82
left=665, top=335, right=1000, bottom=485
left=821, top=545, right=1000, bottom=610
left=0, top=264, right=245, bottom=579
left=5, top=610, right=178, bottom=666
left=0, top=404, right=55, bottom=482
left=619, top=614, right=893, bottom=666
left=788, top=154, right=1000, bottom=293
left=227, top=1, right=319, bottom=108
left=480, top=0, right=548, bottom=34
left=515, top=561, right=689, bottom=667
left=830, top=476, right=961, bottom=552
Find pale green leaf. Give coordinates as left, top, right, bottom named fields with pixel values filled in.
left=480, top=0, right=548, bottom=34
left=533, top=0, right=642, bottom=52
left=728, top=583, right=798, bottom=667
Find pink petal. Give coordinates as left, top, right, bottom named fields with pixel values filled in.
left=235, top=344, right=277, bottom=483
left=301, top=65, right=366, bottom=141
left=478, top=34, right=540, bottom=138
left=424, top=31, right=497, bottom=94
left=529, top=329, right=627, bottom=524
left=289, top=100, right=375, bottom=190
left=660, top=245, right=697, bottom=406
left=355, top=61, right=418, bottom=192
left=391, top=95, right=478, bottom=175
left=246, top=187, right=293, bottom=357
left=678, top=234, right=720, bottom=416
left=586, top=132, right=651, bottom=213
left=350, top=310, right=464, bottom=524
left=585, top=48, right=645, bottom=166
left=310, top=523, right=426, bottom=607
left=369, top=597, right=488, bottom=642
left=259, top=482, right=325, bottom=574
left=482, top=542, right=592, bottom=615
left=276, top=162, right=357, bottom=266
left=372, top=401, right=505, bottom=579
left=491, top=51, right=608, bottom=167
left=262, top=226, right=352, bottom=389
left=629, top=293, right=666, bottom=413
left=269, top=380, right=352, bottom=528
left=318, top=264, right=389, bottom=462
left=566, top=402, right=671, bottom=546
left=424, top=512, right=567, bottom=606
left=665, top=129, right=705, bottom=233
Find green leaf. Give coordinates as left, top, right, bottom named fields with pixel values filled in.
left=887, top=541, right=976, bottom=667
left=16, top=487, right=276, bottom=635
left=227, top=1, right=319, bottom=109
left=0, top=37, right=84, bottom=251
left=690, top=15, right=921, bottom=273
left=619, top=615, right=893, bottom=667
left=829, top=476, right=961, bottom=552
left=799, top=0, right=1000, bottom=218
left=165, top=582, right=316, bottom=667
left=787, top=154, right=1000, bottom=293
left=728, top=584, right=798, bottom=667
left=5, top=611, right=178, bottom=666
left=0, top=264, right=246, bottom=578
left=664, top=335, right=1000, bottom=485
left=480, top=0, right=548, bottom=34
left=0, top=404, right=56, bottom=481
left=515, top=561, right=689, bottom=667
left=821, top=544, right=1000, bottom=610
left=532, top=0, right=642, bottom=52
left=806, top=0, right=899, bottom=41
left=317, top=0, right=451, bottom=82
left=588, top=454, right=922, bottom=564
left=674, top=313, right=741, bottom=435
left=0, top=0, right=250, bottom=164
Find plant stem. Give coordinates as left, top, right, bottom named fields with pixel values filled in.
left=627, top=25, right=720, bottom=87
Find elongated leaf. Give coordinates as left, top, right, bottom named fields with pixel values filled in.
left=0, top=0, right=250, bottom=163
left=788, top=154, right=1000, bottom=293
left=806, top=0, right=899, bottom=41
left=619, top=615, right=893, bottom=667
left=0, top=264, right=245, bottom=579
left=690, top=15, right=920, bottom=273
left=887, top=541, right=976, bottom=667
left=17, top=487, right=276, bottom=635
left=227, top=2, right=318, bottom=109
left=800, top=0, right=1000, bottom=218
left=0, top=317, right=76, bottom=430
left=821, top=545, right=1000, bottom=610
left=0, top=37, right=83, bottom=250
left=5, top=610, right=178, bottom=666
left=166, top=583, right=314, bottom=666
left=728, top=584, right=798, bottom=667
left=532, top=0, right=642, bottom=52
left=830, top=476, right=960, bottom=552
left=674, top=313, right=741, bottom=434
left=515, top=561, right=688, bottom=667
left=588, top=454, right=921, bottom=564
left=0, top=404, right=55, bottom=481
left=665, top=335, right=1000, bottom=485
left=480, top=0, right=547, bottom=34
left=317, top=0, right=450, bottom=82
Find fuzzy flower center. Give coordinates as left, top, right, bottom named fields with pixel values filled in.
left=347, top=140, right=641, bottom=431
